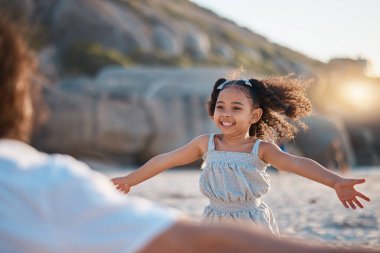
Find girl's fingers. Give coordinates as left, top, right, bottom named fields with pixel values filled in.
left=111, top=178, right=131, bottom=194
left=111, top=178, right=120, bottom=185
left=353, top=198, right=364, bottom=209
left=347, top=200, right=356, bottom=209
left=352, top=178, right=366, bottom=185
left=340, top=199, right=349, bottom=208
left=120, top=186, right=129, bottom=194
left=119, top=188, right=127, bottom=194
left=115, top=184, right=125, bottom=192
left=356, top=191, right=370, bottom=202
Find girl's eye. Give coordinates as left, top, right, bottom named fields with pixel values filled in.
left=216, top=105, right=224, bottom=110
left=233, top=107, right=242, bottom=110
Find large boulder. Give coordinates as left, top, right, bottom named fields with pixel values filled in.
left=294, top=115, right=355, bottom=171
left=33, top=67, right=227, bottom=163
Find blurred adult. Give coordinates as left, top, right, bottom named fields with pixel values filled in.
left=0, top=14, right=377, bottom=253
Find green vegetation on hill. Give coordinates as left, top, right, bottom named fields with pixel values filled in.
left=63, top=42, right=134, bottom=76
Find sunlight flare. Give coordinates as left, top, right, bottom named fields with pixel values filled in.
left=340, top=81, right=377, bottom=111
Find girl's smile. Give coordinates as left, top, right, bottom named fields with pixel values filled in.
left=220, top=121, right=234, bottom=127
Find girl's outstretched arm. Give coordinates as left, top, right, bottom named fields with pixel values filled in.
left=260, top=142, right=370, bottom=209
left=112, top=135, right=209, bottom=193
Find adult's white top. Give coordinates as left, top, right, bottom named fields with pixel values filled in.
left=0, top=139, right=178, bottom=253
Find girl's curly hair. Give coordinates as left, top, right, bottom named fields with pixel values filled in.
left=208, top=75, right=312, bottom=141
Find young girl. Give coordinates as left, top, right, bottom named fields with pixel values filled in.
left=112, top=76, right=370, bottom=236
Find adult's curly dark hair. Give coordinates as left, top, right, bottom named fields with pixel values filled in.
left=0, top=15, right=36, bottom=142
left=207, top=75, right=312, bottom=141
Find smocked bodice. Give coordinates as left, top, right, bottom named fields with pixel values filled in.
left=199, top=134, right=271, bottom=202
left=199, top=134, right=279, bottom=235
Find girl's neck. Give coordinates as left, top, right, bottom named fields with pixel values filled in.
left=220, top=133, right=252, bottom=146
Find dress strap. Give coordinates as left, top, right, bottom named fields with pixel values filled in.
left=252, top=139, right=261, bottom=155
left=207, top=134, right=215, bottom=151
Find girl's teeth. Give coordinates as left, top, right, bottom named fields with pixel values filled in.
left=222, top=122, right=233, bottom=126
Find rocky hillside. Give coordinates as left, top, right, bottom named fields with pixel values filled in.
left=1, top=0, right=323, bottom=78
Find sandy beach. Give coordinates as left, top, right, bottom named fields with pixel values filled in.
left=94, top=163, right=380, bottom=248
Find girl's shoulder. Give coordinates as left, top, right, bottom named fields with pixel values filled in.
left=255, top=140, right=281, bottom=161
left=256, top=140, right=278, bottom=152
left=192, top=134, right=211, bottom=142
left=190, top=134, right=211, bottom=154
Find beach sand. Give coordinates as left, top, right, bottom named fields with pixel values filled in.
left=93, top=162, right=379, bottom=248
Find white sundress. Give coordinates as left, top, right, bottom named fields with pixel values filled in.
left=199, top=134, right=279, bottom=236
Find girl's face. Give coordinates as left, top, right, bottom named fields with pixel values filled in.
left=213, top=86, right=262, bottom=137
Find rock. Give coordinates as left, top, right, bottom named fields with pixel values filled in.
left=33, top=67, right=228, bottom=163
left=183, top=24, right=211, bottom=60
left=51, top=0, right=151, bottom=54
left=153, top=25, right=182, bottom=56
left=274, top=58, right=294, bottom=74
left=294, top=114, right=355, bottom=171
left=214, top=44, right=234, bottom=62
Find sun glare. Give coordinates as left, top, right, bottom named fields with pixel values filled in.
left=340, top=82, right=376, bottom=111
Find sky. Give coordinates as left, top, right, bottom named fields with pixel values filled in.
left=191, top=0, right=380, bottom=77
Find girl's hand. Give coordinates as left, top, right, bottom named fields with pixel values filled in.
left=111, top=177, right=131, bottom=194
left=333, top=178, right=370, bottom=209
